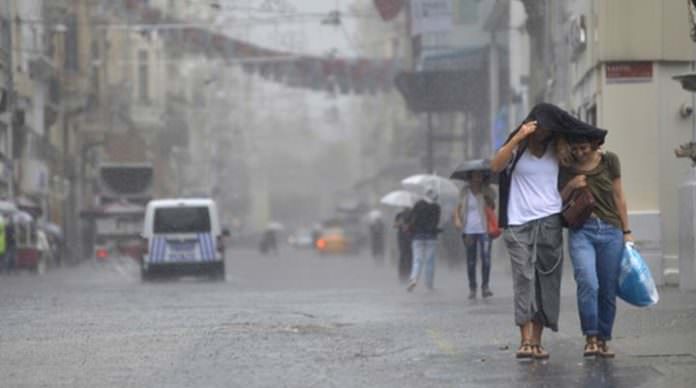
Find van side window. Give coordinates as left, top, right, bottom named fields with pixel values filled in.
left=154, top=207, right=211, bottom=234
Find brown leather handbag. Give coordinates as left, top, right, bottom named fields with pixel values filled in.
left=562, top=187, right=596, bottom=228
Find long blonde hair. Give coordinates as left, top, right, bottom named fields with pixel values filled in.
left=555, top=136, right=574, bottom=167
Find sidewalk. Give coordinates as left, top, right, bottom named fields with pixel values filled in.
left=449, top=252, right=696, bottom=387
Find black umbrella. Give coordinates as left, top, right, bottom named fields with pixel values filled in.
left=450, top=159, right=497, bottom=182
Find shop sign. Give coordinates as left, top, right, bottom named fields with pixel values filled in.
left=606, top=62, right=653, bottom=83
left=411, top=0, right=453, bottom=36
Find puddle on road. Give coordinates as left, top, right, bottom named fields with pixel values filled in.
left=419, top=352, right=671, bottom=387
left=218, top=322, right=352, bottom=334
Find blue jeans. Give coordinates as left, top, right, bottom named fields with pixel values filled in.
left=568, top=218, right=624, bottom=340
left=462, top=233, right=491, bottom=290
left=410, top=238, right=438, bottom=289
left=3, top=246, right=15, bottom=272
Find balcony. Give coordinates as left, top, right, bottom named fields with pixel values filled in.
left=29, top=56, right=56, bottom=83
left=130, top=103, right=164, bottom=132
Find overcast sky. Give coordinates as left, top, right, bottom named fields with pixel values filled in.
left=216, top=0, right=365, bottom=58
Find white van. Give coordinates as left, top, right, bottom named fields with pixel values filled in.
left=141, top=198, right=226, bottom=281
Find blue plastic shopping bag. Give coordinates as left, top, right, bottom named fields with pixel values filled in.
left=617, top=242, right=659, bottom=307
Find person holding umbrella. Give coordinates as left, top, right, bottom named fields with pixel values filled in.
left=380, top=190, right=417, bottom=282
left=491, top=103, right=607, bottom=360
left=406, top=187, right=441, bottom=292
left=453, top=170, right=496, bottom=299
left=394, top=206, right=413, bottom=283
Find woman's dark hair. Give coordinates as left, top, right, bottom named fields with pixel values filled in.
left=565, top=133, right=602, bottom=149
left=465, top=171, right=492, bottom=184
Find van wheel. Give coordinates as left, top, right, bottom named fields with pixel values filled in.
left=140, top=267, right=151, bottom=282
left=210, top=262, right=225, bottom=282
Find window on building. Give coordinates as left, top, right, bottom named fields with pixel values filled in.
left=0, top=18, right=9, bottom=64
left=64, top=16, right=79, bottom=71
left=455, top=0, right=479, bottom=25
left=586, top=105, right=597, bottom=127
left=423, top=32, right=448, bottom=48
left=90, top=39, right=101, bottom=107
left=138, top=50, right=150, bottom=103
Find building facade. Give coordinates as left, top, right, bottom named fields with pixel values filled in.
left=537, top=0, right=695, bottom=285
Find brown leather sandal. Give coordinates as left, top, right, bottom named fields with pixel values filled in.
left=516, top=342, right=533, bottom=359
left=597, top=340, right=615, bottom=358
left=531, top=344, right=550, bottom=360
left=584, top=336, right=599, bottom=357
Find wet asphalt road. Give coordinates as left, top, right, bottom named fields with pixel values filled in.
left=1, top=247, right=695, bottom=387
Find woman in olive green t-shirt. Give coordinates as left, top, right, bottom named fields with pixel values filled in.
left=559, top=133, right=633, bottom=359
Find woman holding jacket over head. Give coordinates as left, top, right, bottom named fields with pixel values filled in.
left=491, top=103, right=607, bottom=360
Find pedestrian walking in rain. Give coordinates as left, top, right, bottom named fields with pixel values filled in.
left=259, top=228, right=278, bottom=255
left=559, top=132, right=631, bottom=358
left=368, top=211, right=385, bottom=261
left=406, top=188, right=441, bottom=292
left=453, top=171, right=496, bottom=299
left=0, top=215, right=6, bottom=274
left=491, top=103, right=573, bottom=360
left=394, top=207, right=413, bottom=283
left=4, top=219, right=16, bottom=273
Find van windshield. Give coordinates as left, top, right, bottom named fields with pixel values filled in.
left=154, top=206, right=211, bottom=234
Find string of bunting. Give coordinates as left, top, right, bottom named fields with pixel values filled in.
left=122, top=0, right=403, bottom=94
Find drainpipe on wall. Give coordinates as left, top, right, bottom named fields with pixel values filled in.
left=3, top=0, right=15, bottom=200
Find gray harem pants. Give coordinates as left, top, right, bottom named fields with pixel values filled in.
left=503, top=214, right=564, bottom=332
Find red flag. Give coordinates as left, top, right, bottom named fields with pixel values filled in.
left=373, top=0, right=404, bottom=21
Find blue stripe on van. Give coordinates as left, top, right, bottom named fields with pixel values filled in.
left=198, top=233, right=215, bottom=261
left=160, top=237, right=167, bottom=262
left=149, top=238, right=157, bottom=262
left=149, top=235, right=217, bottom=263
left=151, top=236, right=166, bottom=263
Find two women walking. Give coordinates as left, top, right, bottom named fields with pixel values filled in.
left=492, top=103, right=632, bottom=360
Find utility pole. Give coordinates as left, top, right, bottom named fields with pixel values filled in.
left=3, top=0, right=15, bottom=200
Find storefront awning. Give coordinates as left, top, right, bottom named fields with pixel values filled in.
left=394, top=70, right=488, bottom=113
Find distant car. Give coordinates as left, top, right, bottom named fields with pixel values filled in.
left=140, top=198, right=226, bottom=281
left=93, top=239, right=111, bottom=262
left=315, top=227, right=351, bottom=255
left=288, top=229, right=314, bottom=249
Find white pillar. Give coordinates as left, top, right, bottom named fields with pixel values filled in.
left=678, top=167, right=696, bottom=290
left=489, top=29, right=499, bottom=157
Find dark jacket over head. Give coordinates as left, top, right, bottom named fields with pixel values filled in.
left=497, top=103, right=607, bottom=227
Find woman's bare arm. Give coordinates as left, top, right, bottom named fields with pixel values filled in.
left=560, top=175, right=587, bottom=201
left=490, top=121, right=537, bottom=172
left=612, top=177, right=633, bottom=242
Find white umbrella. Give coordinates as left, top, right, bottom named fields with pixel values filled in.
left=0, top=200, right=18, bottom=215
left=267, top=221, right=285, bottom=231
left=367, top=209, right=382, bottom=222
left=13, top=210, right=33, bottom=224
left=401, top=174, right=460, bottom=226
left=380, top=190, right=417, bottom=208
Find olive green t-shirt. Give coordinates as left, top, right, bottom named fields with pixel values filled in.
left=558, top=151, right=622, bottom=228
